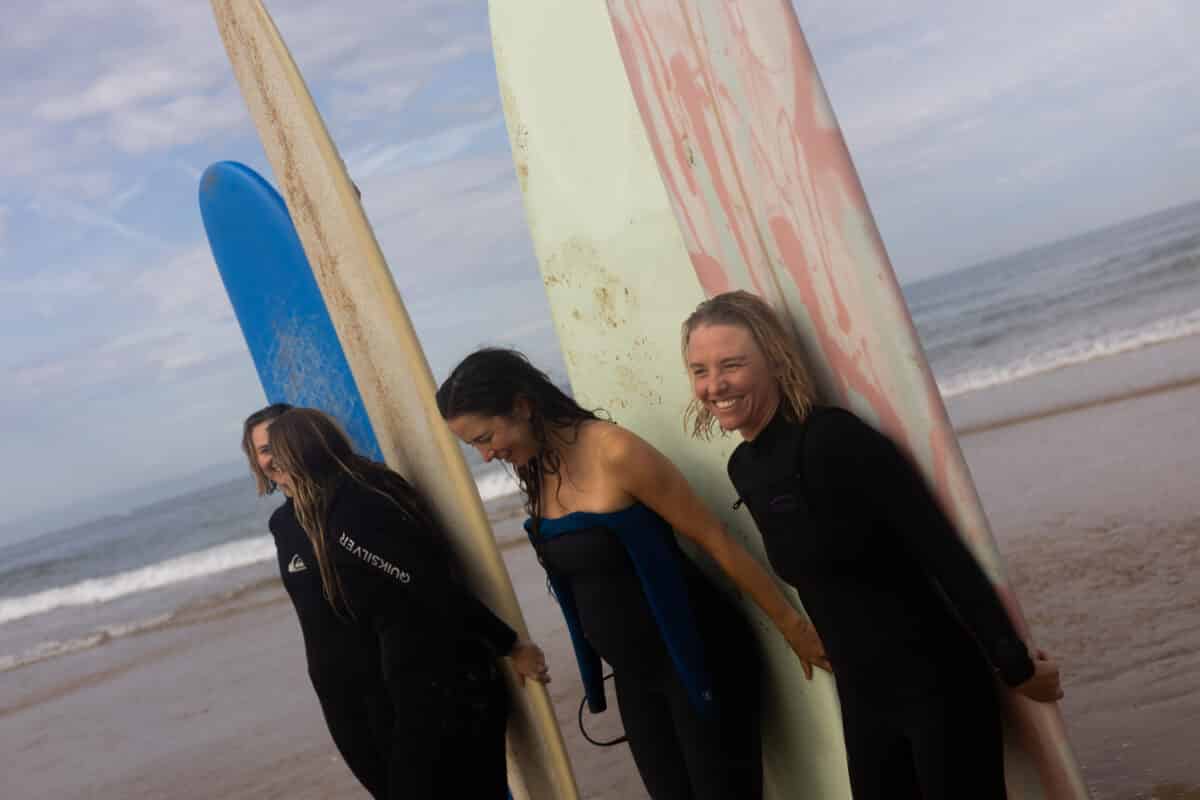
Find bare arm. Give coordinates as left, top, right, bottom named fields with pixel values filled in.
left=600, top=427, right=830, bottom=677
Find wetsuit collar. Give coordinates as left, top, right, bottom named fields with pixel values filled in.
left=746, top=402, right=792, bottom=453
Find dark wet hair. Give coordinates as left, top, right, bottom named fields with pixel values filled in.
left=436, top=347, right=603, bottom=528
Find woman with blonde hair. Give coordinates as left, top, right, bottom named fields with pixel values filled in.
left=682, top=290, right=1063, bottom=799
left=265, top=406, right=548, bottom=799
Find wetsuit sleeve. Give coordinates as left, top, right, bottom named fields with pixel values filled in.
left=460, top=592, right=520, bottom=655
left=329, top=489, right=517, bottom=654
left=807, top=410, right=1035, bottom=687
left=331, top=489, right=515, bottom=799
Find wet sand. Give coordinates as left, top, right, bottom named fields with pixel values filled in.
left=4, top=344, right=1200, bottom=799
left=953, top=376, right=1200, bottom=799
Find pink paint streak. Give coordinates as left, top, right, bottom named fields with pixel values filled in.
left=605, top=1, right=1086, bottom=795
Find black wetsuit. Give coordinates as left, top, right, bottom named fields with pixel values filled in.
left=728, top=407, right=1035, bottom=800
left=271, top=499, right=391, bottom=798
left=323, top=478, right=518, bottom=800
left=536, top=512, right=762, bottom=800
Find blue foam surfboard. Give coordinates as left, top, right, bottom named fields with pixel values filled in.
left=200, top=161, right=514, bottom=800
left=198, top=160, right=384, bottom=461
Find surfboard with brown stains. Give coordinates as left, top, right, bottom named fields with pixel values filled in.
left=494, top=0, right=1085, bottom=796
left=209, top=3, right=580, bottom=798
left=605, top=2, right=1086, bottom=797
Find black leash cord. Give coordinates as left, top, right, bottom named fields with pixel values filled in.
left=577, top=673, right=627, bottom=747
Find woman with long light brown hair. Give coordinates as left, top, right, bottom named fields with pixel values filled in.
left=265, top=406, right=548, bottom=799
left=243, top=401, right=389, bottom=798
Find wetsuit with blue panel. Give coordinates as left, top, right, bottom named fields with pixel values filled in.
left=527, top=502, right=762, bottom=800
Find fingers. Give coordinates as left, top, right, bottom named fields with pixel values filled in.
left=509, top=641, right=553, bottom=684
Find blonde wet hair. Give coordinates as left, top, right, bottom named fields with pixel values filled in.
left=681, top=290, right=816, bottom=439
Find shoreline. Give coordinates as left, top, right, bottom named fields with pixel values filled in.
left=954, top=372, right=1200, bottom=437
left=4, top=335, right=1200, bottom=798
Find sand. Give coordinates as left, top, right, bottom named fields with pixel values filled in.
left=4, top=343, right=1200, bottom=799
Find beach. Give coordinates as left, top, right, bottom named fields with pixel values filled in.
left=4, top=336, right=1200, bottom=799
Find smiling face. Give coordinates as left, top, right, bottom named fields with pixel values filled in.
left=250, top=420, right=292, bottom=493
left=446, top=399, right=540, bottom=468
left=685, top=322, right=781, bottom=440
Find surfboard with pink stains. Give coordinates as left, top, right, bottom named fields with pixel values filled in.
left=606, top=1, right=1086, bottom=797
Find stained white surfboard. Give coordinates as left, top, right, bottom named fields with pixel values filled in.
left=210, top=3, right=580, bottom=797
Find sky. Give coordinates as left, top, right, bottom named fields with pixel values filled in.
left=2, top=0, right=1198, bottom=537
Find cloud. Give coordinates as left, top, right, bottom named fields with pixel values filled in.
left=35, top=64, right=196, bottom=123
left=784, top=0, right=1200, bottom=276
left=128, top=244, right=231, bottom=319
left=4, top=0, right=1200, bottom=527
left=109, top=178, right=147, bottom=214
left=29, top=194, right=167, bottom=249
left=347, top=115, right=505, bottom=177
left=808, top=0, right=1196, bottom=174
left=329, top=81, right=422, bottom=124
left=107, top=89, right=247, bottom=155
left=0, top=269, right=103, bottom=300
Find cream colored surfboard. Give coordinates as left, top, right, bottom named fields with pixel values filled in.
left=491, top=1, right=849, bottom=797
left=493, top=0, right=1085, bottom=797
left=607, top=2, right=1085, bottom=797
left=209, top=2, right=579, bottom=798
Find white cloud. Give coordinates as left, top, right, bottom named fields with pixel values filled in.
left=109, top=179, right=147, bottom=214
left=30, top=194, right=166, bottom=249
left=0, top=269, right=103, bottom=300
left=329, top=81, right=422, bottom=123
left=129, top=245, right=230, bottom=318
left=347, top=115, right=504, bottom=177
left=36, top=64, right=197, bottom=123
left=810, top=0, right=1198, bottom=176
left=107, top=90, right=247, bottom=155
left=4, top=0, right=1200, bottom=525
left=330, top=32, right=493, bottom=81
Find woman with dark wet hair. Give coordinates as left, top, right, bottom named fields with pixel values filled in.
left=439, top=348, right=830, bottom=800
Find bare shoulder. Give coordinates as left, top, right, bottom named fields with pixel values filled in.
left=583, top=420, right=655, bottom=467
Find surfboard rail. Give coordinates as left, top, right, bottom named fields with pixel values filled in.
left=209, top=3, right=580, bottom=797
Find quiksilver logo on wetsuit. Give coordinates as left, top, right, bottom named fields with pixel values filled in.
left=338, top=532, right=409, bottom=583
left=287, top=554, right=307, bottom=573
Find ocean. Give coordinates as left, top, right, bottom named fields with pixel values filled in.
left=4, top=199, right=1200, bottom=676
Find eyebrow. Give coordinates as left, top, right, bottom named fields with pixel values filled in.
left=688, top=355, right=746, bottom=368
